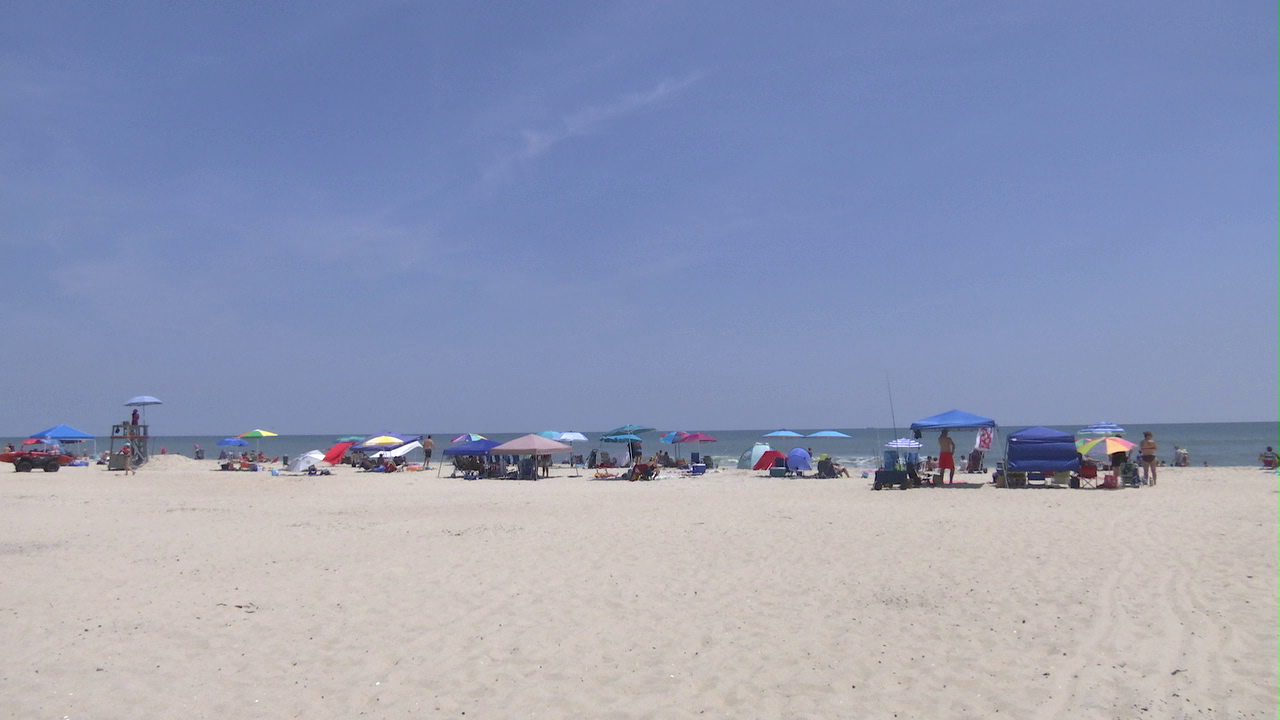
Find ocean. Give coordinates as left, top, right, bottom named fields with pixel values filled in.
left=10, top=422, right=1275, bottom=470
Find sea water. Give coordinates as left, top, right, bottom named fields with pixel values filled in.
left=12, top=422, right=1274, bottom=470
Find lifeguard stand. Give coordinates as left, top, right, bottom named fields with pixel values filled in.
left=108, top=421, right=149, bottom=470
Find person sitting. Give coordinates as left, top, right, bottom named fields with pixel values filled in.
left=628, top=462, right=656, bottom=482
left=1173, top=445, right=1190, bottom=467
left=816, top=456, right=836, bottom=478
left=1260, top=447, right=1278, bottom=468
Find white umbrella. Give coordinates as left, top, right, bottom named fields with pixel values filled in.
left=885, top=438, right=923, bottom=448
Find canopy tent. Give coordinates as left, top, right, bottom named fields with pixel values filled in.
left=30, top=424, right=94, bottom=442
left=909, top=410, right=997, bottom=430
left=287, top=450, right=326, bottom=473
left=490, top=434, right=572, bottom=456
left=443, top=439, right=502, bottom=456
left=1006, top=427, right=1080, bottom=473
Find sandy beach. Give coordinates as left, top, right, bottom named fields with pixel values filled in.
left=1, top=459, right=1274, bottom=719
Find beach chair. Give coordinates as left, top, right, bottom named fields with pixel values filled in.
left=1074, top=463, right=1098, bottom=489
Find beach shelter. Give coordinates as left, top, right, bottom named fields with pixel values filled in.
left=287, top=450, right=325, bottom=473
left=738, top=443, right=774, bottom=469
left=490, top=434, right=572, bottom=456
left=909, top=410, right=997, bottom=431
left=30, top=424, right=94, bottom=442
left=752, top=449, right=786, bottom=471
left=371, top=440, right=422, bottom=459
left=786, top=447, right=813, bottom=473
left=443, top=438, right=501, bottom=456
left=323, top=441, right=354, bottom=465
left=1006, top=427, right=1080, bottom=473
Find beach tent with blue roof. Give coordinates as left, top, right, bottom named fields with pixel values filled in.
left=909, top=409, right=997, bottom=431
left=1006, top=426, right=1079, bottom=473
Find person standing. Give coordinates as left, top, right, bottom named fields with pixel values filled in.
left=131, top=408, right=140, bottom=425
left=938, top=430, right=956, bottom=484
left=422, top=435, right=434, bottom=469
left=1139, top=431, right=1158, bottom=485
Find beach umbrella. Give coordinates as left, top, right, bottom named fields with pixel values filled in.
left=323, top=441, right=355, bottom=465
left=601, top=433, right=643, bottom=443
left=1077, top=436, right=1135, bottom=456
left=764, top=429, right=804, bottom=437
left=355, top=435, right=407, bottom=449
left=452, top=433, right=487, bottom=443
left=239, top=429, right=278, bottom=439
left=536, top=431, right=562, bottom=439
left=556, top=432, right=588, bottom=474
left=1079, top=423, right=1125, bottom=436
left=124, top=395, right=162, bottom=425
left=335, top=435, right=365, bottom=443
left=807, top=430, right=851, bottom=438
left=217, top=437, right=249, bottom=447
left=603, top=425, right=655, bottom=437
left=660, top=431, right=690, bottom=444
left=238, top=429, right=278, bottom=453
left=885, top=438, right=923, bottom=448
left=677, top=432, right=717, bottom=464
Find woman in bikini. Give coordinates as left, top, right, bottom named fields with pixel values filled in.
left=1139, top=431, right=1158, bottom=486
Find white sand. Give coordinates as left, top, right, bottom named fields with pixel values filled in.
left=1, top=459, right=1275, bottom=719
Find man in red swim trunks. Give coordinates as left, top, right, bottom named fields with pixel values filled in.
left=938, top=430, right=956, bottom=484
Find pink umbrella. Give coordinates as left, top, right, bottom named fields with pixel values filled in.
left=676, top=432, right=717, bottom=464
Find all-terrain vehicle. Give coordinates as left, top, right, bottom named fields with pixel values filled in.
left=0, top=449, right=74, bottom=472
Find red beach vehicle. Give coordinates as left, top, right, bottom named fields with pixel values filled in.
left=0, top=447, right=74, bottom=472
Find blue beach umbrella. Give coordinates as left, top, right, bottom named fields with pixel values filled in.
left=217, top=437, right=248, bottom=447
left=764, top=429, right=804, bottom=437
left=601, top=433, right=643, bottom=443
left=807, top=430, right=851, bottom=438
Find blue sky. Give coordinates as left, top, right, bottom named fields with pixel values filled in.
left=2, top=2, right=1275, bottom=436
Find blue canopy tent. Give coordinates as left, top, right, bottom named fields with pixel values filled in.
left=910, top=409, right=1000, bottom=474
left=909, top=409, right=997, bottom=431
left=1006, top=427, right=1080, bottom=473
left=30, top=424, right=95, bottom=442
left=443, top=439, right=501, bottom=456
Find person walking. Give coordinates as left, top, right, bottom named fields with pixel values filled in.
left=121, top=442, right=135, bottom=476
left=1139, top=431, right=1158, bottom=485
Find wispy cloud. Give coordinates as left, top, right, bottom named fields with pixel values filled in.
left=514, top=72, right=703, bottom=163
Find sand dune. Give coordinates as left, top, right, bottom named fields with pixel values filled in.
left=1, top=462, right=1274, bottom=718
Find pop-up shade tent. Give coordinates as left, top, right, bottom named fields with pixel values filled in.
left=909, top=410, right=997, bottom=431
left=910, top=409, right=1000, bottom=460
left=1006, top=426, right=1080, bottom=473
left=30, top=424, right=95, bottom=441
left=443, top=439, right=501, bottom=456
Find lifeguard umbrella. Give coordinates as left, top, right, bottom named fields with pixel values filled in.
left=125, top=396, right=162, bottom=424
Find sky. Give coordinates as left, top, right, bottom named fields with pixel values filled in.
left=1, top=1, right=1275, bottom=436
